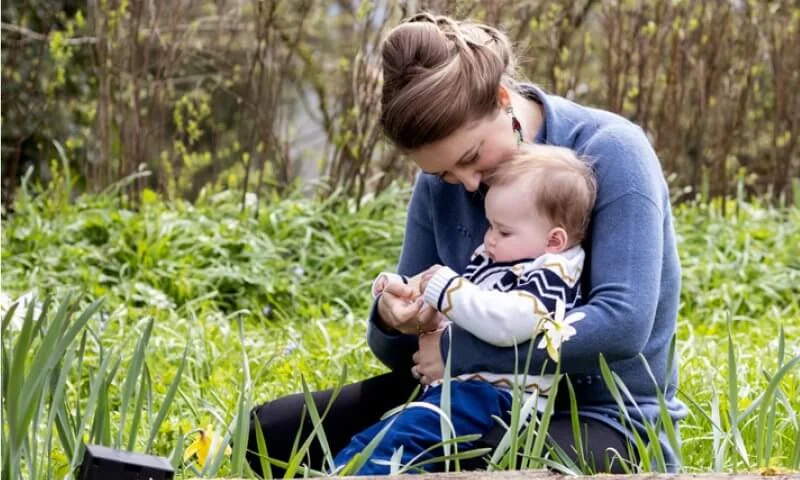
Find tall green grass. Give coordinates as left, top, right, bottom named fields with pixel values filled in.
left=2, top=180, right=798, bottom=478
left=674, top=198, right=800, bottom=472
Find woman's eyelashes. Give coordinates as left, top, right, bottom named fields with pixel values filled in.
left=436, top=151, right=481, bottom=180
left=434, top=152, right=481, bottom=182
left=460, top=152, right=480, bottom=166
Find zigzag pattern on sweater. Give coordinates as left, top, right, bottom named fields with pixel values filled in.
left=516, top=268, right=582, bottom=312
left=462, top=251, right=584, bottom=313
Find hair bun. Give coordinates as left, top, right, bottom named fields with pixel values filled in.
left=379, top=13, right=517, bottom=150
left=380, top=20, right=451, bottom=93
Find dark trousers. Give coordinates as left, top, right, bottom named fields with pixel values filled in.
left=246, top=371, right=635, bottom=476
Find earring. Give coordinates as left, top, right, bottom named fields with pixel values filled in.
left=507, top=105, right=523, bottom=146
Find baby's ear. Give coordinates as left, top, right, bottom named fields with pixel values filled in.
left=546, top=227, right=569, bottom=253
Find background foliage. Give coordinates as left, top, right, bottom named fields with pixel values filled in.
left=1, top=178, right=799, bottom=477
left=2, top=0, right=799, bottom=478
left=2, top=0, right=799, bottom=211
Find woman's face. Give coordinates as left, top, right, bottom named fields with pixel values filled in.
left=409, top=107, right=518, bottom=192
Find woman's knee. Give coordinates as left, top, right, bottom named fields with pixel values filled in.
left=546, top=415, right=637, bottom=474
left=248, top=393, right=307, bottom=439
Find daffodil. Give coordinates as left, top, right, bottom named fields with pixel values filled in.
left=183, top=424, right=232, bottom=468
left=759, top=467, right=792, bottom=476
left=538, top=300, right=584, bottom=361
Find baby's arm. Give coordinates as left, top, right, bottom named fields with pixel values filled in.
left=421, top=265, right=574, bottom=347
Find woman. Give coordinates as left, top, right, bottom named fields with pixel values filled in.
left=247, top=13, right=686, bottom=475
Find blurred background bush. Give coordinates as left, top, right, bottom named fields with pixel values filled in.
left=2, top=0, right=798, bottom=211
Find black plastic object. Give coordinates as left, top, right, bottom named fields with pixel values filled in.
left=77, top=444, right=174, bottom=480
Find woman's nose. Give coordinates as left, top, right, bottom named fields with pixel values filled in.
left=458, top=171, right=481, bottom=192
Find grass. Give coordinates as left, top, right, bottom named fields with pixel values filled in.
left=1, top=176, right=798, bottom=478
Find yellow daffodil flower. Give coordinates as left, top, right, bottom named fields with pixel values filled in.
left=759, top=466, right=793, bottom=476
left=183, top=424, right=232, bottom=468
left=538, top=300, right=584, bottom=361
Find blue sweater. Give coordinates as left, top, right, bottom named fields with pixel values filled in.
left=367, top=84, right=688, bottom=469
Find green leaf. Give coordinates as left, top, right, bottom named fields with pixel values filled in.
left=144, top=343, right=188, bottom=452
left=253, top=413, right=273, bottom=479
left=118, top=318, right=154, bottom=448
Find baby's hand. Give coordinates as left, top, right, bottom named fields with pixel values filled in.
left=373, top=273, right=408, bottom=298
left=373, top=274, right=390, bottom=296
left=419, top=264, right=444, bottom=294
left=402, top=273, right=423, bottom=297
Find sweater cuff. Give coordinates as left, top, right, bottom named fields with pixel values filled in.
left=423, top=266, right=459, bottom=311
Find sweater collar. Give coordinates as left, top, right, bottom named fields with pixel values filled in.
left=516, top=83, right=550, bottom=145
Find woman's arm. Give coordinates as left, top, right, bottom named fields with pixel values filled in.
left=366, top=176, right=442, bottom=372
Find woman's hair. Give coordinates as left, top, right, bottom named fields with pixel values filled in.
left=380, top=12, right=517, bottom=150
left=485, top=144, right=597, bottom=245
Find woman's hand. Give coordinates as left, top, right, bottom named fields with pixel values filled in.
left=412, top=326, right=446, bottom=385
left=376, top=282, right=439, bottom=335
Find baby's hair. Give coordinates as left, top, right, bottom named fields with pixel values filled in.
left=485, top=144, right=597, bottom=245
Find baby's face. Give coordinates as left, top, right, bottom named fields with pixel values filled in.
left=483, top=179, right=553, bottom=263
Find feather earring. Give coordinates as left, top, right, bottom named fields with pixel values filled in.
left=507, top=105, right=523, bottom=146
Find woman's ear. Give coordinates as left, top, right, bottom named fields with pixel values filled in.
left=497, top=85, right=511, bottom=108
left=545, top=227, right=569, bottom=253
